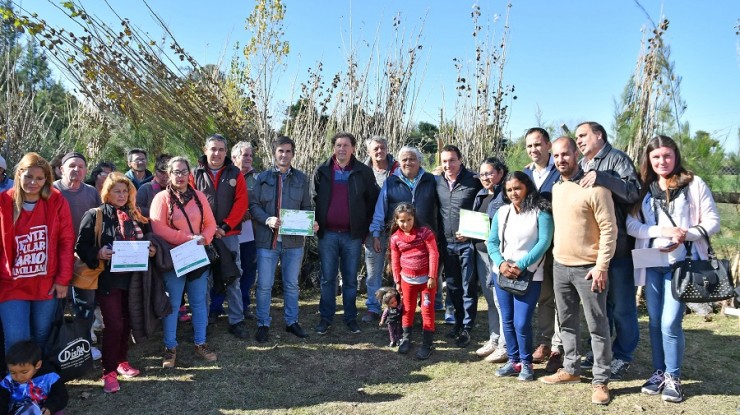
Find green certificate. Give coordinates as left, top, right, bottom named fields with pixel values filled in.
left=279, top=209, right=315, bottom=236
left=457, top=209, right=490, bottom=240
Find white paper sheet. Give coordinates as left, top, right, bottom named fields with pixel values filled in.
left=631, top=248, right=670, bottom=269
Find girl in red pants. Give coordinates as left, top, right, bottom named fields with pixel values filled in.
left=388, top=203, right=439, bottom=360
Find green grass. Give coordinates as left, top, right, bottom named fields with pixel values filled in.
left=715, top=203, right=740, bottom=260
left=64, top=293, right=740, bottom=414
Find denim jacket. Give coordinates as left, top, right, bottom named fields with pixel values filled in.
left=250, top=167, right=313, bottom=249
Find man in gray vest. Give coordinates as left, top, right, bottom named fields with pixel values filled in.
left=191, top=134, right=249, bottom=339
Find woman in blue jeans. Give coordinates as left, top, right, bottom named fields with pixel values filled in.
left=627, top=135, right=719, bottom=403
left=487, top=172, right=553, bottom=381
left=150, top=157, right=218, bottom=368
left=0, top=153, right=74, bottom=352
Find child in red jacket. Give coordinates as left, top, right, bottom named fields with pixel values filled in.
left=388, top=203, right=439, bottom=360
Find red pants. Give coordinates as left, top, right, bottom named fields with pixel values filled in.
left=401, top=280, right=436, bottom=331
left=97, top=288, right=131, bottom=374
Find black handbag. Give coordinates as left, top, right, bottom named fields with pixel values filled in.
left=671, top=226, right=734, bottom=303
left=45, top=300, right=94, bottom=382
left=496, top=209, right=544, bottom=296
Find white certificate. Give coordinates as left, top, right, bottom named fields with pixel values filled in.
left=632, top=248, right=670, bottom=269
left=110, top=241, right=150, bottom=272
left=279, top=209, right=315, bottom=236
left=170, top=239, right=210, bottom=278
left=457, top=209, right=490, bottom=240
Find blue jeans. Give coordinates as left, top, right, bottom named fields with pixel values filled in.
left=162, top=269, right=209, bottom=349
left=494, top=280, right=541, bottom=364
left=211, top=240, right=256, bottom=312
left=0, top=298, right=58, bottom=352
left=364, top=235, right=387, bottom=315
left=256, top=243, right=304, bottom=327
left=208, top=235, right=244, bottom=324
left=645, top=266, right=685, bottom=377
left=606, top=256, right=639, bottom=362
left=443, top=241, right=477, bottom=328
left=318, top=231, right=362, bottom=324
left=476, top=249, right=503, bottom=346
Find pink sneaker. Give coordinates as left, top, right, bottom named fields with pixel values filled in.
left=116, top=361, right=140, bottom=378
left=103, top=371, right=120, bottom=393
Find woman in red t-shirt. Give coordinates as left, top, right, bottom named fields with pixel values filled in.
left=0, top=153, right=74, bottom=352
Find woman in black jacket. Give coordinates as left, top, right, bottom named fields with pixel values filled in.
left=76, top=172, right=154, bottom=394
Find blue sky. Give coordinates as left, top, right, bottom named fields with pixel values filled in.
left=26, top=0, right=740, bottom=153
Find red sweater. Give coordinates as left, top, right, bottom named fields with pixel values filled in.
left=389, top=226, right=439, bottom=284
left=0, top=189, right=75, bottom=302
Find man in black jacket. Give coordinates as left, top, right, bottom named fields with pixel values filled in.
left=436, top=144, right=482, bottom=348
left=575, top=121, right=641, bottom=380
left=312, top=132, right=379, bottom=335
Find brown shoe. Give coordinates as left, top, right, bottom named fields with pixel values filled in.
left=194, top=344, right=218, bottom=362
left=162, top=347, right=176, bottom=368
left=532, top=344, right=551, bottom=363
left=540, top=368, right=581, bottom=385
left=592, top=383, right=611, bottom=405
left=545, top=350, right=564, bottom=373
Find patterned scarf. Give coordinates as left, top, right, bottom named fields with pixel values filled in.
left=115, top=206, right=143, bottom=241
left=649, top=180, right=688, bottom=218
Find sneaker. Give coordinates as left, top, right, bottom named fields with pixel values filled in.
left=545, top=350, right=564, bottom=373
left=346, top=320, right=362, bottom=334
left=445, top=325, right=462, bottom=339
left=208, top=312, right=219, bottom=326
left=116, top=361, right=140, bottom=378
left=661, top=373, right=684, bottom=403
left=102, top=371, right=120, bottom=394
left=243, top=307, right=256, bottom=320
left=90, top=329, right=97, bottom=344
left=455, top=329, right=471, bottom=348
left=435, top=302, right=445, bottom=312
left=518, top=362, right=535, bottom=381
left=641, top=370, right=665, bottom=395
left=162, top=347, right=176, bottom=368
left=475, top=339, right=496, bottom=357
left=540, top=368, right=581, bottom=385
left=495, top=361, right=521, bottom=377
left=315, top=319, right=331, bottom=335
left=255, top=326, right=269, bottom=343
left=532, top=344, right=551, bottom=363
left=194, top=344, right=217, bottom=362
left=361, top=311, right=380, bottom=323
left=609, top=358, right=631, bottom=380
left=228, top=321, right=249, bottom=339
left=485, top=347, right=509, bottom=363
left=582, top=351, right=594, bottom=370
left=286, top=322, right=309, bottom=338
left=93, top=308, right=105, bottom=331
left=91, top=346, right=102, bottom=361
left=592, top=383, right=611, bottom=405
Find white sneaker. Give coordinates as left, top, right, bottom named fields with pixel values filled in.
left=92, top=307, right=105, bottom=332
left=91, top=346, right=102, bottom=361
left=485, top=347, right=508, bottom=363
left=475, top=340, right=497, bottom=357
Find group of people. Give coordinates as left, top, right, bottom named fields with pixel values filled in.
left=0, top=120, right=719, bottom=412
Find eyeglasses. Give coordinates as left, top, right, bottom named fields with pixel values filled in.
left=171, top=170, right=189, bottom=177
left=479, top=172, right=497, bottom=178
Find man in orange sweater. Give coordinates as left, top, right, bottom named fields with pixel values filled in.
left=540, top=137, right=616, bottom=406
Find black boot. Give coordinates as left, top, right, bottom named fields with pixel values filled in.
left=398, top=327, right=412, bottom=354
left=416, top=330, right=434, bottom=360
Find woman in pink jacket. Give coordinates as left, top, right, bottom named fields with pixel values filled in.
left=150, top=157, right=217, bottom=368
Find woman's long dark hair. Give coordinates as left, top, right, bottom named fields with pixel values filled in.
left=501, top=171, right=551, bottom=214
left=631, top=135, right=694, bottom=215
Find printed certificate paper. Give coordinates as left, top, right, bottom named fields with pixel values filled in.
left=110, top=241, right=150, bottom=272
left=632, top=248, right=670, bottom=269
left=171, top=239, right=210, bottom=278
left=279, top=209, right=315, bottom=236
left=457, top=209, right=491, bottom=240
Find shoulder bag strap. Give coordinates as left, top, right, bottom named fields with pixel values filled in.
left=656, top=200, right=693, bottom=259
left=695, top=225, right=716, bottom=258
left=500, top=208, right=511, bottom=254
left=94, top=208, right=103, bottom=248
